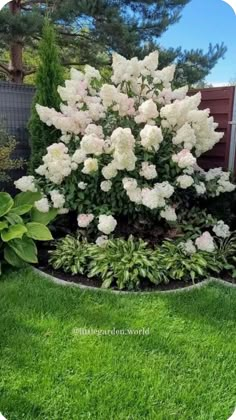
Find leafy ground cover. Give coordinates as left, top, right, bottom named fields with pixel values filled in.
left=0, top=268, right=236, bottom=419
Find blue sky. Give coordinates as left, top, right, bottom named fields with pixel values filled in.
left=160, top=0, right=236, bottom=85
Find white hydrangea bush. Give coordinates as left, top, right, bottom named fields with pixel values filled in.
left=15, top=51, right=235, bottom=239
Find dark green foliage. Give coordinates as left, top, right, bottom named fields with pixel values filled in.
left=0, top=0, right=226, bottom=86
left=0, top=191, right=55, bottom=275
left=28, top=19, right=64, bottom=170
left=0, top=123, right=24, bottom=185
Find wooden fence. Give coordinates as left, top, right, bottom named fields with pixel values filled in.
left=0, top=82, right=235, bottom=186
left=0, top=81, right=35, bottom=190
left=191, top=86, right=236, bottom=172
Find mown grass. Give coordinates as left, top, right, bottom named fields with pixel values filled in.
left=0, top=267, right=236, bottom=419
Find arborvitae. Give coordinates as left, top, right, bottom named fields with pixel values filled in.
left=28, top=19, right=63, bottom=171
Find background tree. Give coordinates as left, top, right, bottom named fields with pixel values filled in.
left=0, top=0, right=227, bottom=86
left=28, top=19, right=63, bottom=170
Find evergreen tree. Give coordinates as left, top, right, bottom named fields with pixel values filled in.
left=28, top=19, right=63, bottom=170
left=0, top=0, right=227, bottom=86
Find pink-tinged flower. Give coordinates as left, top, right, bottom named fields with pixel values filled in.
left=172, top=149, right=196, bottom=169
left=195, top=232, right=215, bottom=253
left=77, top=214, right=94, bottom=228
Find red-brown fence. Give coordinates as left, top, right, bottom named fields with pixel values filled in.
left=191, top=86, right=236, bottom=172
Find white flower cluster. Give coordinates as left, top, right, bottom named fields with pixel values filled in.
left=213, top=220, right=230, bottom=238
left=139, top=162, right=157, bottom=180
left=180, top=239, right=196, bottom=255
left=181, top=233, right=216, bottom=254
left=13, top=49, right=234, bottom=236
left=36, top=143, right=73, bottom=184
left=195, top=232, right=215, bottom=253
left=177, top=175, right=194, bottom=189
left=172, top=149, right=196, bottom=169
left=122, top=177, right=174, bottom=217
left=77, top=214, right=94, bottom=228
left=98, top=215, right=117, bottom=235
left=140, top=125, right=163, bottom=151
left=14, top=176, right=37, bottom=192
left=204, top=168, right=236, bottom=195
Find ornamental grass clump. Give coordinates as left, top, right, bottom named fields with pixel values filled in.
left=14, top=50, right=235, bottom=243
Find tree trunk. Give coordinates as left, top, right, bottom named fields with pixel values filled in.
left=9, top=0, right=25, bottom=83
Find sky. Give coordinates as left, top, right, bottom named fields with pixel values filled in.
left=160, top=0, right=236, bottom=85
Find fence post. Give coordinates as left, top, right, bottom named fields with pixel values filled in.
left=228, top=87, right=236, bottom=173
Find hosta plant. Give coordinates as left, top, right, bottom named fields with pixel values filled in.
left=13, top=50, right=235, bottom=242
left=49, top=234, right=230, bottom=290
left=87, top=237, right=163, bottom=289
left=216, top=232, right=236, bottom=278
left=49, top=234, right=89, bottom=275
left=0, top=191, right=55, bottom=274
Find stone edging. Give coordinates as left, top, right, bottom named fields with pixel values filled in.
left=32, top=267, right=236, bottom=295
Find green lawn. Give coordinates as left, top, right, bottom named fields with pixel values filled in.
left=0, top=268, right=236, bottom=420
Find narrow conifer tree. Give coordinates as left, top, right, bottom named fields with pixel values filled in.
left=28, top=19, right=63, bottom=170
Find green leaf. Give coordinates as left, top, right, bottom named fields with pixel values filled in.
left=11, top=204, right=32, bottom=215
left=0, top=221, right=8, bottom=231
left=5, top=213, right=23, bottom=225
left=31, top=208, right=57, bottom=225
left=26, top=222, right=53, bottom=241
left=101, top=278, right=113, bottom=289
left=9, top=237, right=38, bottom=264
left=0, top=192, right=14, bottom=217
left=14, top=191, right=42, bottom=207
left=1, top=224, right=27, bottom=242
left=4, top=245, right=26, bottom=268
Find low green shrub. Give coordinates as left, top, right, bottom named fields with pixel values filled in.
left=0, top=123, right=24, bottom=185
left=216, top=232, right=236, bottom=278
left=155, top=240, right=222, bottom=283
left=49, top=235, right=229, bottom=290
left=49, top=235, right=89, bottom=275
left=87, top=237, right=162, bottom=289
left=0, top=191, right=55, bottom=275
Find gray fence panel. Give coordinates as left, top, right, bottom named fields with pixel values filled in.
left=0, top=81, right=35, bottom=191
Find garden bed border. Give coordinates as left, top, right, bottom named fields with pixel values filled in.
left=32, top=267, right=236, bottom=295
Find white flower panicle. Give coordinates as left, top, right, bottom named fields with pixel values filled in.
left=139, top=162, right=157, bottom=180
left=77, top=214, right=94, bottom=228
left=14, top=176, right=37, bottom=192
left=50, top=190, right=65, bottom=209
left=213, top=221, right=230, bottom=238
left=96, top=235, right=109, bottom=247
left=140, top=125, right=163, bottom=151
left=160, top=206, right=177, bottom=222
left=180, top=240, right=196, bottom=255
left=177, top=175, right=194, bottom=189
left=98, top=215, right=117, bottom=235
left=172, top=149, right=196, bottom=169
left=11, top=49, right=234, bottom=235
left=35, top=197, right=50, bottom=213
left=195, top=232, right=215, bottom=253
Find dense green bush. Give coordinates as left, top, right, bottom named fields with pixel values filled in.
left=0, top=123, right=24, bottom=185
left=28, top=19, right=64, bottom=171
left=0, top=191, right=55, bottom=275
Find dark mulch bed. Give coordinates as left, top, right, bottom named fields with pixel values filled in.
left=36, top=244, right=236, bottom=293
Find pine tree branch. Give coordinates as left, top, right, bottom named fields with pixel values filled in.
left=21, top=0, right=47, bottom=6
left=0, top=63, right=10, bottom=76
left=24, top=68, right=36, bottom=75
